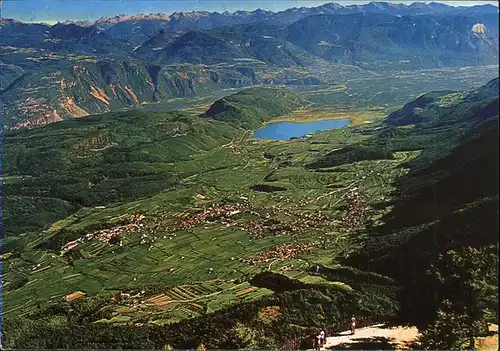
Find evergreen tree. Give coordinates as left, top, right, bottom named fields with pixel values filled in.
left=420, top=245, right=498, bottom=349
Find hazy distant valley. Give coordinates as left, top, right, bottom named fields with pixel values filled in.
left=1, top=1, right=498, bottom=129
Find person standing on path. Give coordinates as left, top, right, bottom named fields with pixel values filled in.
left=316, top=332, right=322, bottom=350
left=320, top=329, right=326, bottom=346
left=350, top=316, right=356, bottom=335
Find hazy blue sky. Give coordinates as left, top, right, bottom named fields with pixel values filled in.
left=1, top=0, right=498, bottom=24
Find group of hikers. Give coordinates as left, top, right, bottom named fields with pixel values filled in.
left=313, top=317, right=356, bottom=350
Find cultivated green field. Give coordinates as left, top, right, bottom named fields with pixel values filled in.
left=2, top=117, right=407, bottom=320
left=2, top=82, right=408, bottom=323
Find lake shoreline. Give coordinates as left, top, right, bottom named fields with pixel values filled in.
left=253, top=119, right=352, bottom=141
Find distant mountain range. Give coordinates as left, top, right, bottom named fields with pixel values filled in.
left=3, top=2, right=498, bottom=45
left=55, top=2, right=499, bottom=28
left=0, top=1, right=498, bottom=129
left=286, top=13, right=499, bottom=69
left=135, top=12, right=497, bottom=68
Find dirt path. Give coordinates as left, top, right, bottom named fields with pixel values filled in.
left=319, top=323, right=498, bottom=350
left=322, top=323, right=419, bottom=350
left=476, top=324, right=499, bottom=351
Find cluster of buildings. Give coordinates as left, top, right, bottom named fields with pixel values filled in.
left=61, top=214, right=146, bottom=253
left=241, top=242, right=316, bottom=265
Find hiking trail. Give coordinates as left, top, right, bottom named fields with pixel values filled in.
left=321, top=323, right=419, bottom=350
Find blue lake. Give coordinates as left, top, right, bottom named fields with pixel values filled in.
left=253, top=119, right=351, bottom=141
